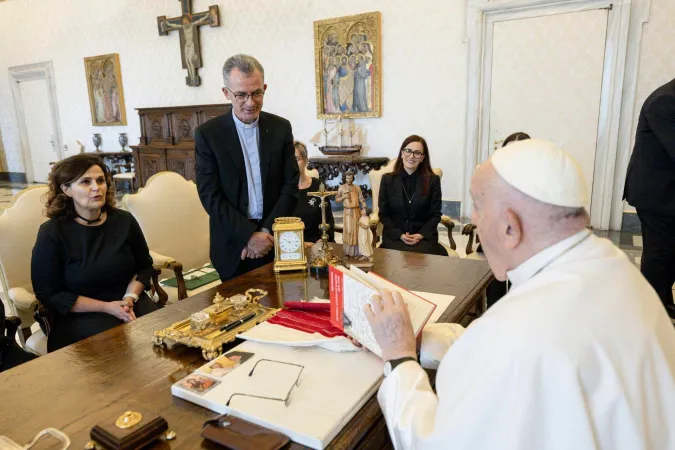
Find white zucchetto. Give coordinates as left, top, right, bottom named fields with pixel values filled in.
left=491, top=139, right=588, bottom=208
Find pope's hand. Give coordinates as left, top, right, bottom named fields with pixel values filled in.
left=364, top=290, right=417, bottom=361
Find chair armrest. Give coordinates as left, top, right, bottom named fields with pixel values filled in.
left=461, top=224, right=478, bottom=255
left=149, top=251, right=187, bottom=301
left=369, top=213, right=381, bottom=246
left=151, top=268, right=169, bottom=306
left=7, top=287, right=38, bottom=312
left=440, top=215, right=456, bottom=250
left=5, top=316, right=21, bottom=343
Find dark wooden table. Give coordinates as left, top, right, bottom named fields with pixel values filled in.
left=0, top=248, right=492, bottom=449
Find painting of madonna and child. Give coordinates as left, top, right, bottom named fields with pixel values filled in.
left=314, top=12, right=381, bottom=119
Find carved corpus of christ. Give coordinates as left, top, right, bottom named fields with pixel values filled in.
left=157, top=0, right=220, bottom=87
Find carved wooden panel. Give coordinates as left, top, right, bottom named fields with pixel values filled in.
left=143, top=112, right=171, bottom=146
left=171, top=111, right=199, bottom=145
left=166, top=150, right=195, bottom=182
left=200, top=104, right=231, bottom=124
left=138, top=149, right=166, bottom=185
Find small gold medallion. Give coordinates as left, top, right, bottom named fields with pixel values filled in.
left=115, top=410, right=143, bottom=429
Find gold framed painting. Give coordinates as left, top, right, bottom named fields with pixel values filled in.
left=84, top=53, right=127, bottom=126
left=314, top=12, right=381, bottom=119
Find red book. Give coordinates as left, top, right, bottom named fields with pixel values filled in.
left=328, top=265, right=436, bottom=357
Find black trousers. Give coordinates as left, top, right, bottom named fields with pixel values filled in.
left=637, top=209, right=675, bottom=311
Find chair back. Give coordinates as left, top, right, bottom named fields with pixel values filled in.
left=369, top=160, right=444, bottom=216
left=0, top=186, right=49, bottom=301
left=123, top=172, right=210, bottom=272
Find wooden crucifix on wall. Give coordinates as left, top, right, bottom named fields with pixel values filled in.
left=157, top=0, right=220, bottom=87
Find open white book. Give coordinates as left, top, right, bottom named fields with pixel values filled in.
left=328, top=265, right=436, bottom=357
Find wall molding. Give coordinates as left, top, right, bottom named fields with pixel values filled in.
left=9, top=60, right=64, bottom=182
left=462, top=0, right=635, bottom=230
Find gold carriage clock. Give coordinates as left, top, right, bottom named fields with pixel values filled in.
left=272, top=217, right=308, bottom=272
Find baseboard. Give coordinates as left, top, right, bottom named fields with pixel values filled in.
left=621, top=211, right=641, bottom=233
left=0, top=172, right=27, bottom=183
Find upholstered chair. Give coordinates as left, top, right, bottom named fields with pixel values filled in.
left=123, top=172, right=215, bottom=302
left=368, top=160, right=459, bottom=258
left=0, top=186, right=49, bottom=355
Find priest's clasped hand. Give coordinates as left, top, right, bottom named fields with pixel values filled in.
left=364, top=290, right=417, bottom=361
left=241, top=231, right=274, bottom=260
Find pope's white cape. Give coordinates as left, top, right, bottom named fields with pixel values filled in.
left=379, top=233, right=675, bottom=449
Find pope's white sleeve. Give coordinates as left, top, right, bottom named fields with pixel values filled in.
left=378, top=361, right=438, bottom=450
left=419, top=323, right=465, bottom=369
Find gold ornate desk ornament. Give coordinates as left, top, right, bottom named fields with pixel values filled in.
left=153, top=289, right=276, bottom=360
left=307, top=182, right=340, bottom=271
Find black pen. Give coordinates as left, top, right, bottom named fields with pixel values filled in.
left=220, top=312, right=256, bottom=332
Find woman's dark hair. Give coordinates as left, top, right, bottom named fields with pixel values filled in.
left=45, top=154, right=115, bottom=219
left=392, top=135, right=434, bottom=195
left=502, top=132, right=531, bottom=147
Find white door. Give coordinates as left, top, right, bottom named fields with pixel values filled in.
left=489, top=9, right=608, bottom=213
left=19, top=79, right=57, bottom=183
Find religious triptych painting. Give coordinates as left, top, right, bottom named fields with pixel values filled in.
left=84, top=53, right=127, bottom=126
left=314, top=12, right=381, bottom=119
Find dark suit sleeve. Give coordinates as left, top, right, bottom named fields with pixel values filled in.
left=418, top=175, right=442, bottom=241
left=127, top=215, right=154, bottom=290
left=31, top=225, right=79, bottom=317
left=195, top=127, right=256, bottom=250
left=261, top=121, right=300, bottom=231
left=379, top=176, right=404, bottom=241
left=645, top=95, right=675, bottom=162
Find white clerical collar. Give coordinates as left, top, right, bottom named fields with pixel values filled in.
left=506, top=229, right=592, bottom=286
left=232, top=110, right=259, bottom=130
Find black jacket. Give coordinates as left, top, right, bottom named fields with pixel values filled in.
left=624, top=78, right=675, bottom=215
left=195, top=110, right=299, bottom=279
left=378, top=172, right=442, bottom=244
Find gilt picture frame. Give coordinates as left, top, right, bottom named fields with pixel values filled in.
left=314, top=12, right=381, bottom=119
left=84, top=53, right=127, bottom=126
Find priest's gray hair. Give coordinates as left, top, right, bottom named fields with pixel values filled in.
left=222, top=54, right=265, bottom=87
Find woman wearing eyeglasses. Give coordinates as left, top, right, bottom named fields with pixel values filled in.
left=378, top=135, right=448, bottom=256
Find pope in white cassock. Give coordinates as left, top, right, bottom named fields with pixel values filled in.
left=365, top=139, right=675, bottom=450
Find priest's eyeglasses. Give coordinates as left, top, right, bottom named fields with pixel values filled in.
left=225, top=359, right=304, bottom=407
left=402, top=148, right=424, bottom=158
left=226, top=87, right=265, bottom=104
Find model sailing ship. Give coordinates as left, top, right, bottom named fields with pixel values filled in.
left=310, top=116, right=362, bottom=156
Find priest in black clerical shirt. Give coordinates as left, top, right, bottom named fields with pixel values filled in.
left=378, top=135, right=448, bottom=256
left=194, top=54, right=298, bottom=281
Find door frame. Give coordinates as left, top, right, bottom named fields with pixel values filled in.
left=461, top=0, right=634, bottom=230
left=9, top=61, right=64, bottom=182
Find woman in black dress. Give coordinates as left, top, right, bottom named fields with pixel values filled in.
left=292, top=141, right=335, bottom=247
left=378, top=135, right=448, bottom=256
left=31, top=154, right=160, bottom=352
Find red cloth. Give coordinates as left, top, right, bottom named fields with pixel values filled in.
left=268, top=309, right=346, bottom=338
left=283, top=301, right=330, bottom=312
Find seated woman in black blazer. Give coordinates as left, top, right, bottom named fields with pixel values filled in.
left=292, top=141, right=335, bottom=247
left=378, top=135, right=448, bottom=256
left=32, top=154, right=160, bottom=352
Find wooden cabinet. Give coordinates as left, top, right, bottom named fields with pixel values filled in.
left=131, top=104, right=231, bottom=187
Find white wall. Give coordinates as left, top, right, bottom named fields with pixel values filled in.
left=1, top=0, right=673, bottom=213
left=0, top=0, right=468, bottom=201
